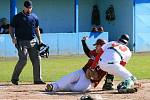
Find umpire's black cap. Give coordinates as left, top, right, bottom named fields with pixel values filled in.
left=24, top=0, right=32, bottom=8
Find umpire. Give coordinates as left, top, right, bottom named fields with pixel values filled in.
left=9, top=0, right=45, bottom=85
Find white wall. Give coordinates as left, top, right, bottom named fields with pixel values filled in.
left=99, top=0, right=134, bottom=49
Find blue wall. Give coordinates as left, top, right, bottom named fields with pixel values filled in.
left=99, top=0, right=134, bottom=50
left=0, top=0, right=10, bottom=21
left=15, top=0, right=97, bottom=33
left=134, top=2, right=150, bottom=52
left=0, top=32, right=108, bottom=57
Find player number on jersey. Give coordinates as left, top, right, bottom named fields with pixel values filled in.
left=112, top=43, right=127, bottom=52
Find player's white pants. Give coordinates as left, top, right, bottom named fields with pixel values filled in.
left=51, top=69, right=92, bottom=92
left=99, top=62, right=133, bottom=80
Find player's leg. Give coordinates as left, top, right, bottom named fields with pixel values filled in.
left=28, top=46, right=45, bottom=84
left=71, top=70, right=92, bottom=92
left=11, top=41, right=28, bottom=85
left=99, top=62, right=137, bottom=93
left=46, top=69, right=82, bottom=92
left=102, top=74, right=114, bottom=90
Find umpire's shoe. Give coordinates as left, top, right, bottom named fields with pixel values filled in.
left=11, top=79, right=18, bottom=85
left=34, top=81, right=46, bottom=84
left=102, top=83, right=114, bottom=90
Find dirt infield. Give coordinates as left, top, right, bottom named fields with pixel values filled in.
left=0, top=80, right=149, bottom=100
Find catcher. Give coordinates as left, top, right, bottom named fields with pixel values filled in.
left=89, top=34, right=142, bottom=93
left=45, top=38, right=107, bottom=92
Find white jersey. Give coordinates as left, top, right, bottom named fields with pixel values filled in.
left=100, top=41, right=132, bottom=63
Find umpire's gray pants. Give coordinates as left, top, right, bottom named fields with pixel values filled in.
left=11, top=39, right=42, bottom=82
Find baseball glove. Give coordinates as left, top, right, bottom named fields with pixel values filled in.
left=85, top=68, right=99, bottom=80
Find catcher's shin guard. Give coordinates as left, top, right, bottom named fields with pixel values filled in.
left=102, top=74, right=114, bottom=90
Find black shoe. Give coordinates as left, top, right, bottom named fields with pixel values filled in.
left=102, top=83, right=114, bottom=90
left=11, top=79, right=18, bottom=85
left=34, top=81, right=46, bottom=84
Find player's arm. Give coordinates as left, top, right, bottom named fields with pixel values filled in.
left=90, top=48, right=104, bottom=69
left=35, top=26, right=42, bottom=44
left=34, top=16, right=42, bottom=44
left=120, top=50, right=132, bottom=66
left=82, top=37, right=91, bottom=58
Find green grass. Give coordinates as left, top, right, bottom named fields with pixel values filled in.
left=0, top=53, right=150, bottom=82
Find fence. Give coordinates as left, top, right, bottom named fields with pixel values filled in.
left=0, top=32, right=108, bottom=57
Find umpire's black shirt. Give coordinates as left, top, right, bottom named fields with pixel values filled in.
left=10, top=11, right=39, bottom=40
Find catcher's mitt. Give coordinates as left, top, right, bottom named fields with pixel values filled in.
left=85, top=68, right=99, bottom=80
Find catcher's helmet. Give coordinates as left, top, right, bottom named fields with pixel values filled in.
left=118, top=34, right=129, bottom=45
left=38, top=43, right=49, bottom=58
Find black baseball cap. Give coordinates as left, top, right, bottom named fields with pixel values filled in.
left=24, top=0, right=32, bottom=8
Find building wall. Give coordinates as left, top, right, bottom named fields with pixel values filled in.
left=3, top=0, right=150, bottom=52
left=78, top=0, right=97, bottom=32
left=15, top=0, right=98, bottom=33
left=0, top=32, right=108, bottom=56
left=99, top=0, right=134, bottom=49
left=134, top=3, right=150, bottom=52
left=0, top=0, right=10, bottom=22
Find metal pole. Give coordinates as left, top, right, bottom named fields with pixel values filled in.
left=75, top=0, right=79, bottom=54
left=75, top=0, right=79, bottom=33
left=10, top=0, right=17, bottom=22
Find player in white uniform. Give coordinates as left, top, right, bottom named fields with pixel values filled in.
left=96, top=34, right=138, bottom=93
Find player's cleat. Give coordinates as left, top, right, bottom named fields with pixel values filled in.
left=118, top=88, right=137, bottom=93
left=117, top=78, right=138, bottom=93
left=11, top=79, right=18, bottom=85
left=102, top=83, right=114, bottom=90
left=45, top=84, right=53, bottom=92
left=34, top=81, right=46, bottom=84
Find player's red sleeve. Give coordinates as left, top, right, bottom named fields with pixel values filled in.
left=120, top=60, right=126, bottom=67
left=90, top=48, right=104, bottom=69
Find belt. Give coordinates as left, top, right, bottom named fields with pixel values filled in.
left=100, top=58, right=114, bottom=64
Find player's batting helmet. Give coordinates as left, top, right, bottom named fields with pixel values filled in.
left=37, top=43, right=49, bottom=58
left=118, top=34, right=129, bottom=45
